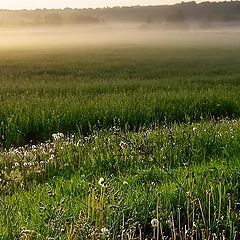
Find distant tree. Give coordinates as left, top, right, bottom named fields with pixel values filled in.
left=1, top=2, right=240, bottom=28
left=166, top=9, right=185, bottom=23
left=32, top=14, right=44, bottom=25
left=44, top=12, right=62, bottom=25
left=68, top=13, right=100, bottom=24
left=221, top=13, right=238, bottom=22
left=146, top=16, right=152, bottom=24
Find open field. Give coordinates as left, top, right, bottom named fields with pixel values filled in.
left=1, top=30, right=240, bottom=148
left=1, top=30, right=240, bottom=239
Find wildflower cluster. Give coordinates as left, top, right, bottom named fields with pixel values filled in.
left=0, top=133, right=67, bottom=193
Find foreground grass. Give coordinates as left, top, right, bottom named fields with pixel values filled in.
left=1, top=120, right=240, bottom=239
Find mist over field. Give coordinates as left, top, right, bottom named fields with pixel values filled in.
left=1, top=25, right=240, bottom=50
left=0, top=1, right=240, bottom=49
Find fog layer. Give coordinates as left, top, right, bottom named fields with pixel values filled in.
left=1, top=24, right=240, bottom=51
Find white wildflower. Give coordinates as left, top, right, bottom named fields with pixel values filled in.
left=119, top=141, right=127, bottom=149
left=98, top=177, right=105, bottom=187
left=52, top=133, right=58, bottom=141
left=101, top=227, right=109, bottom=234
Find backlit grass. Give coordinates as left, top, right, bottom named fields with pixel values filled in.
left=0, top=46, right=240, bottom=147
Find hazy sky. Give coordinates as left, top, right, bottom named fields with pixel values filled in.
left=0, top=0, right=218, bottom=10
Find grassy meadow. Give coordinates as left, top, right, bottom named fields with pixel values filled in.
left=1, top=30, right=240, bottom=239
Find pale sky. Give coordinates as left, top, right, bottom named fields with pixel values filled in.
left=0, top=0, right=218, bottom=10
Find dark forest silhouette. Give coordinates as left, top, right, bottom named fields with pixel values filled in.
left=0, top=1, right=240, bottom=28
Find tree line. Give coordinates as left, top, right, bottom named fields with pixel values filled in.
left=0, top=1, right=240, bottom=27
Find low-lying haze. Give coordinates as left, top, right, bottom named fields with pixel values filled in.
left=0, top=25, right=240, bottom=51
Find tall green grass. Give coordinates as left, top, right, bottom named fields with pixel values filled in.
left=0, top=46, right=240, bottom=147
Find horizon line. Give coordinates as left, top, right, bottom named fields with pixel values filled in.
left=0, top=0, right=237, bottom=11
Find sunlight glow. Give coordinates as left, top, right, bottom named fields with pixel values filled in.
left=0, top=0, right=218, bottom=10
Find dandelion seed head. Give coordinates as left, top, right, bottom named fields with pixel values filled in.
left=101, top=227, right=109, bottom=234
left=151, top=218, right=159, bottom=228
left=119, top=141, right=127, bottom=149
left=98, top=177, right=105, bottom=187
